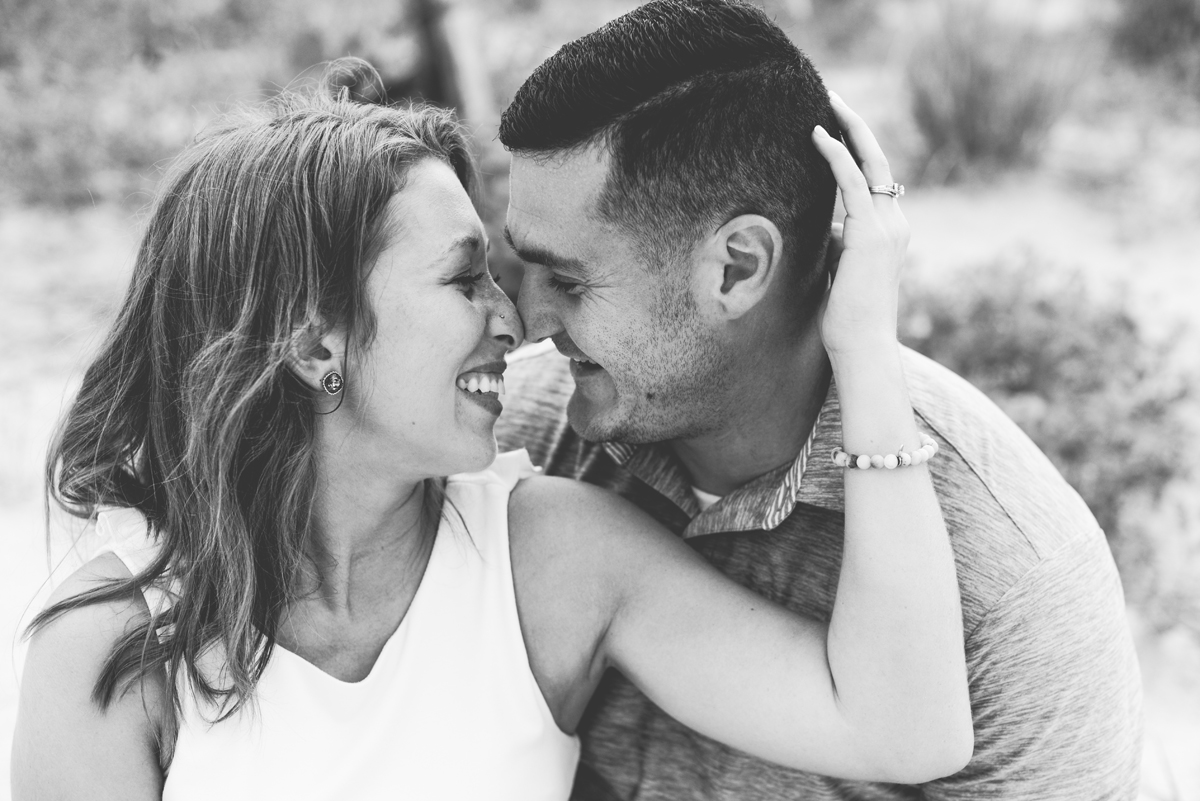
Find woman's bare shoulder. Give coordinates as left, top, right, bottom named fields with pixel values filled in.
left=43, top=549, right=138, bottom=606
left=12, top=552, right=165, bottom=800
left=26, top=550, right=153, bottom=670
left=505, top=475, right=673, bottom=730
left=19, top=550, right=155, bottom=714
left=508, top=473, right=668, bottom=552
left=506, top=474, right=631, bottom=629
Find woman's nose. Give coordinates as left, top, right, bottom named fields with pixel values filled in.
left=492, top=288, right=524, bottom=350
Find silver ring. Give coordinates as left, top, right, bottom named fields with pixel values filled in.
left=868, top=183, right=904, bottom=198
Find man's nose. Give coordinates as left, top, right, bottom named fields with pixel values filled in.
left=516, top=271, right=562, bottom=344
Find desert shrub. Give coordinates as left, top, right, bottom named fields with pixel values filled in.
left=905, top=0, right=1084, bottom=182
left=1114, top=0, right=1200, bottom=64
left=900, top=254, right=1198, bottom=630
left=0, top=0, right=488, bottom=207
left=0, top=0, right=283, bottom=206
left=1113, top=0, right=1200, bottom=90
left=901, top=255, right=1191, bottom=538
left=808, top=0, right=880, bottom=56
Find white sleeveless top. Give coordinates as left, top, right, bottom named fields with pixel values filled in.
left=42, top=450, right=580, bottom=800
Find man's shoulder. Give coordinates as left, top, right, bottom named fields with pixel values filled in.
left=899, top=354, right=1142, bottom=794
left=900, top=347, right=1101, bottom=557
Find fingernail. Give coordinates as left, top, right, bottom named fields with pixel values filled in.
left=829, top=90, right=843, bottom=103
left=813, top=125, right=829, bottom=138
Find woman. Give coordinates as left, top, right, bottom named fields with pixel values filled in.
left=12, top=62, right=970, bottom=799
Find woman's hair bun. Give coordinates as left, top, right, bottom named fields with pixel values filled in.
left=321, top=56, right=388, bottom=105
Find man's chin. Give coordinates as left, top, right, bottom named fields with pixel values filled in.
left=566, top=390, right=660, bottom=445
left=565, top=390, right=613, bottom=442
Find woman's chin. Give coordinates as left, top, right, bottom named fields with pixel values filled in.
left=449, top=434, right=499, bottom=475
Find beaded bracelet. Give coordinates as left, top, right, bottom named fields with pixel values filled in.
left=831, top=433, right=939, bottom=470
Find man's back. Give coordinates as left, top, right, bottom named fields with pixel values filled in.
left=497, top=342, right=1142, bottom=800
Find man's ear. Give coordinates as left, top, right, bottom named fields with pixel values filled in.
left=695, top=214, right=784, bottom=320
left=286, top=322, right=348, bottom=392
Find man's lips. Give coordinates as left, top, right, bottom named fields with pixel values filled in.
left=566, top=355, right=604, bottom=380
left=551, top=339, right=601, bottom=369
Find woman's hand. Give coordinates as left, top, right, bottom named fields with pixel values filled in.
left=812, top=93, right=910, bottom=364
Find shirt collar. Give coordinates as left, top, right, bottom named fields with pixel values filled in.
left=600, top=385, right=844, bottom=538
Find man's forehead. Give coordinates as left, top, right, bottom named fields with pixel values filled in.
left=506, top=145, right=653, bottom=282
left=508, top=146, right=610, bottom=214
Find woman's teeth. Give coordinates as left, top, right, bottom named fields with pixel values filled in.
left=456, top=373, right=505, bottom=395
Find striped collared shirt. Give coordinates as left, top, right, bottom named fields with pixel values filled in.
left=598, top=412, right=821, bottom=536
left=494, top=339, right=1141, bottom=801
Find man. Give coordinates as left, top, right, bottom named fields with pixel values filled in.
left=494, top=1, right=1143, bottom=798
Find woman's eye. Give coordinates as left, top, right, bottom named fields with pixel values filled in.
left=548, top=273, right=584, bottom=296
left=452, top=271, right=488, bottom=296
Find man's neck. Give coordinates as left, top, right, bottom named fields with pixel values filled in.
left=669, top=330, right=831, bottom=497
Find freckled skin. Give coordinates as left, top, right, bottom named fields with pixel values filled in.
left=507, top=147, right=731, bottom=444
left=355, top=160, right=522, bottom=478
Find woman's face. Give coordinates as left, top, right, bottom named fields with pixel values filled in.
left=348, top=158, right=522, bottom=478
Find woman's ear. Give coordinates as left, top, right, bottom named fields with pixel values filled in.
left=286, top=323, right=348, bottom=393
left=694, top=214, right=785, bottom=320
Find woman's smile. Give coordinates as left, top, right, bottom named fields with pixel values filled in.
left=456, top=361, right=508, bottom=417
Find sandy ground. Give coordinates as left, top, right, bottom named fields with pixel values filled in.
left=1, top=164, right=1198, bottom=797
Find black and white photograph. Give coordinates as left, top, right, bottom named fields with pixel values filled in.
left=1, top=0, right=1198, bottom=798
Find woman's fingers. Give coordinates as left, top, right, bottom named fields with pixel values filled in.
left=828, top=91, right=892, bottom=188
left=812, top=125, right=875, bottom=221
left=824, top=222, right=845, bottom=281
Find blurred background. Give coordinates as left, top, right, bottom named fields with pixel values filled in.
left=1, top=0, right=1198, bottom=796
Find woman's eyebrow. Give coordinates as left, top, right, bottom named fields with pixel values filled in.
left=441, top=232, right=484, bottom=261
left=503, top=226, right=587, bottom=274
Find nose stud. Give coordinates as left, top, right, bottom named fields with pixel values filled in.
left=499, top=313, right=505, bottom=319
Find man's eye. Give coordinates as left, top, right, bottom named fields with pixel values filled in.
left=547, top=274, right=584, bottom=296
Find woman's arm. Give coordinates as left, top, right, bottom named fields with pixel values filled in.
left=810, top=92, right=974, bottom=776
left=11, top=553, right=166, bottom=801
left=510, top=96, right=970, bottom=783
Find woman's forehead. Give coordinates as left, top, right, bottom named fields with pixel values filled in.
left=382, top=160, right=483, bottom=262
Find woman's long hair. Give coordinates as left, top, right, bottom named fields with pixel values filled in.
left=28, top=59, right=474, bottom=719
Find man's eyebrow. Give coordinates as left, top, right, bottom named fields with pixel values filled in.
left=503, top=226, right=587, bottom=273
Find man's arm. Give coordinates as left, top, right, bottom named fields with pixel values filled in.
left=926, top=531, right=1142, bottom=800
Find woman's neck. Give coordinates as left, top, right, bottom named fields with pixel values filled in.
left=300, top=438, right=439, bottom=617
left=278, top=461, right=440, bottom=680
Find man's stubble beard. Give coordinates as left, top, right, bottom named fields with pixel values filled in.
left=571, top=283, right=734, bottom=446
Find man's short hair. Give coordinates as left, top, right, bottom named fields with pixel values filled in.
left=499, top=0, right=840, bottom=305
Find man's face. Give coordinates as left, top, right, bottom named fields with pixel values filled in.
left=506, top=147, right=728, bottom=444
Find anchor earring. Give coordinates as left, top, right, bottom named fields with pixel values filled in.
left=321, top=370, right=344, bottom=395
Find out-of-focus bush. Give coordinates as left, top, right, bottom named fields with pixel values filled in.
left=807, top=0, right=880, bottom=57
left=1113, top=0, right=1200, bottom=91
left=905, top=1, right=1084, bottom=182
left=0, top=0, right=517, bottom=208
left=0, top=0, right=280, bottom=207
left=900, top=254, right=1198, bottom=632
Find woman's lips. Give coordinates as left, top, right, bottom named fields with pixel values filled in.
left=455, top=362, right=506, bottom=416
left=455, top=372, right=505, bottom=395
